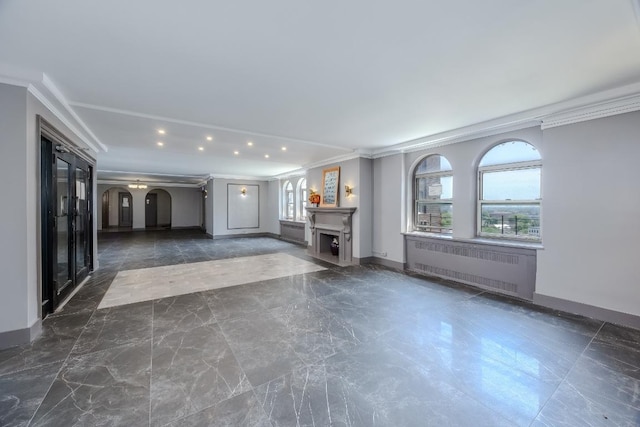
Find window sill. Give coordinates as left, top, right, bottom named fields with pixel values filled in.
left=279, top=219, right=307, bottom=225
left=403, top=231, right=543, bottom=250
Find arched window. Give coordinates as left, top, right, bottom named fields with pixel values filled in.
left=283, top=181, right=294, bottom=219
left=414, top=154, right=453, bottom=233
left=478, top=140, right=541, bottom=240
left=297, top=178, right=307, bottom=220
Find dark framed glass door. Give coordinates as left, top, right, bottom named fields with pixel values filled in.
left=41, top=136, right=93, bottom=317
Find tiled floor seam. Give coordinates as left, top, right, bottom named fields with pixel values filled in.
left=527, top=321, right=606, bottom=426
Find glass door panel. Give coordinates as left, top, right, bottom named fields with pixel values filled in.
left=55, top=158, right=72, bottom=295
left=75, top=167, right=88, bottom=279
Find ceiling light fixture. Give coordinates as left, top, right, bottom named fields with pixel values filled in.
left=247, top=141, right=253, bottom=146
left=281, top=147, right=287, bottom=151
left=128, top=180, right=148, bottom=189
left=157, top=142, right=164, bottom=146
left=206, top=136, right=212, bottom=141
left=198, top=147, right=204, bottom=151
left=234, top=151, right=239, bottom=155
left=264, top=154, right=269, bottom=158
left=158, top=129, right=165, bottom=135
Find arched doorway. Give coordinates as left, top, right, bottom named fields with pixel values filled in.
left=101, top=187, right=133, bottom=229
left=145, top=189, right=172, bottom=229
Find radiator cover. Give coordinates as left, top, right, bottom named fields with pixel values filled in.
left=405, top=235, right=537, bottom=300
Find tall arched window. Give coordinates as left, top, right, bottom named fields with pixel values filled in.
left=478, top=140, right=541, bottom=241
left=297, top=178, right=307, bottom=220
left=283, top=181, right=294, bottom=219
left=414, top=154, right=453, bottom=233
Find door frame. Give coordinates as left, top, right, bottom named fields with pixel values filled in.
left=145, top=192, right=158, bottom=228
left=119, top=192, right=133, bottom=227
left=39, top=117, right=95, bottom=318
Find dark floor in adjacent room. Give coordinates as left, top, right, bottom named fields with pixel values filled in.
left=1, top=230, right=639, bottom=426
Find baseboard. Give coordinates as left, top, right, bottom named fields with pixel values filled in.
left=533, top=293, right=640, bottom=330
left=363, top=256, right=405, bottom=270
left=0, top=319, right=42, bottom=350
left=212, top=232, right=271, bottom=240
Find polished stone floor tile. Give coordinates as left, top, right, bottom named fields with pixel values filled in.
left=322, top=343, right=515, bottom=426
left=0, top=362, right=61, bottom=427
left=166, top=391, right=272, bottom=427
left=0, top=312, right=92, bottom=376
left=218, top=310, right=306, bottom=387
left=30, top=340, right=151, bottom=427
left=255, top=364, right=376, bottom=427
left=71, top=301, right=152, bottom=356
left=4, top=230, right=640, bottom=426
left=152, top=292, right=215, bottom=338
left=99, top=253, right=326, bottom=309
left=150, top=323, right=251, bottom=426
left=269, top=300, right=363, bottom=364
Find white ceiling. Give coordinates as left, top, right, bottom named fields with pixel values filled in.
left=1, top=0, right=640, bottom=183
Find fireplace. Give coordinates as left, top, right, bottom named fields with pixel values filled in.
left=306, top=207, right=357, bottom=266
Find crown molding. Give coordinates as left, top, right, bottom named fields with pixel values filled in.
left=541, top=92, right=640, bottom=129
left=41, top=75, right=108, bottom=152
left=209, top=173, right=271, bottom=181
left=0, top=65, right=107, bottom=153
left=96, top=179, right=202, bottom=188
left=370, top=81, right=640, bottom=158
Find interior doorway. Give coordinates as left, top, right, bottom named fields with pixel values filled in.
left=145, top=193, right=158, bottom=227
left=119, top=192, right=133, bottom=227
left=41, top=133, right=93, bottom=318
left=145, top=189, right=171, bottom=229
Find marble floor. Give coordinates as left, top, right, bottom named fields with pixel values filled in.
left=1, top=229, right=639, bottom=426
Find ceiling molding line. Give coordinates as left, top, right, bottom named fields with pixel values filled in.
left=70, top=101, right=354, bottom=152
left=41, top=75, right=108, bottom=152
left=28, top=85, right=101, bottom=154
left=301, top=151, right=364, bottom=171
left=376, top=80, right=640, bottom=156
left=273, top=169, right=307, bottom=181
left=541, top=92, right=640, bottom=130
left=209, top=173, right=271, bottom=181
left=97, top=169, right=210, bottom=180
left=97, top=179, right=201, bottom=188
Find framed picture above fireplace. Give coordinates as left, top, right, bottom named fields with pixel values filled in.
left=320, top=166, right=340, bottom=207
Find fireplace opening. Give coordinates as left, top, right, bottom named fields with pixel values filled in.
left=319, top=232, right=339, bottom=256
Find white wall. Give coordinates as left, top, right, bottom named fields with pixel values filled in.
left=212, top=178, right=272, bottom=236
left=205, top=179, right=214, bottom=235
left=97, top=185, right=202, bottom=230
left=536, top=111, right=640, bottom=317
left=372, top=154, right=405, bottom=264
left=0, top=84, right=29, bottom=335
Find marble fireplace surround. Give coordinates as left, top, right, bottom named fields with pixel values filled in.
left=307, top=207, right=357, bottom=266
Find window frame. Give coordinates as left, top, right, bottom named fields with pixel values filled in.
left=283, top=181, right=294, bottom=220
left=413, top=155, right=453, bottom=234
left=477, top=142, right=542, bottom=241
left=297, top=178, right=307, bottom=221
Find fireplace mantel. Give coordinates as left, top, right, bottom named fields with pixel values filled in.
left=307, top=207, right=357, bottom=266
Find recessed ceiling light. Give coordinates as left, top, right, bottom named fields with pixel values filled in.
left=281, top=146, right=287, bottom=151
left=158, top=129, right=165, bottom=135
left=247, top=141, right=253, bottom=146
left=234, top=151, right=239, bottom=155
left=157, top=142, right=164, bottom=146
left=206, top=136, right=212, bottom=141
left=198, top=147, right=204, bottom=151
left=264, top=154, right=269, bottom=158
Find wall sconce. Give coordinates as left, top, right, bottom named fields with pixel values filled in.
left=128, top=180, right=148, bottom=189
left=344, top=185, right=353, bottom=196
left=241, top=187, right=247, bottom=196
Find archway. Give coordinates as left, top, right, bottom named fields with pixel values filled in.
left=100, top=187, right=133, bottom=229
left=145, top=188, right=172, bottom=229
